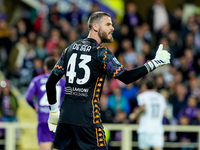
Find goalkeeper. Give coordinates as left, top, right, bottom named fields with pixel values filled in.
left=46, top=11, right=171, bottom=150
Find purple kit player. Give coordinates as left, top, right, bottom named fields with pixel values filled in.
left=26, top=56, right=65, bottom=150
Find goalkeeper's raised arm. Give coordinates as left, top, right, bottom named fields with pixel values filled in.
left=116, top=44, right=171, bottom=84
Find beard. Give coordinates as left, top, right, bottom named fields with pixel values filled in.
left=98, top=29, right=113, bottom=43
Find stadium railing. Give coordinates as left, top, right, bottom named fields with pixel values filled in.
left=0, top=123, right=199, bottom=150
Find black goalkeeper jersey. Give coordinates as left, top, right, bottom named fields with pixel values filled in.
left=51, top=38, right=125, bottom=127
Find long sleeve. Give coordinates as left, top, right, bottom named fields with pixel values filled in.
left=117, top=66, right=148, bottom=84
left=97, top=46, right=149, bottom=84
left=26, top=81, right=36, bottom=109
left=46, top=73, right=61, bottom=105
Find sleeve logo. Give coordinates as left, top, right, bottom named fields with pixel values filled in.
left=113, top=57, right=121, bottom=65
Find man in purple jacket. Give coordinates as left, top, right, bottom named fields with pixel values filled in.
left=26, top=56, right=65, bottom=150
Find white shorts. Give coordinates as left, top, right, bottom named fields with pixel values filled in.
left=138, top=133, right=164, bottom=149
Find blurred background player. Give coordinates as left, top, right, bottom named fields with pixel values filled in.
left=129, top=79, right=167, bottom=150
left=25, top=56, right=65, bottom=150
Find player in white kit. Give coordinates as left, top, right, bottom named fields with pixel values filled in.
left=129, top=79, right=167, bottom=150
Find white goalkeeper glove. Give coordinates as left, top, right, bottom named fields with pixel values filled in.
left=144, top=44, right=171, bottom=72
left=48, top=103, right=60, bottom=133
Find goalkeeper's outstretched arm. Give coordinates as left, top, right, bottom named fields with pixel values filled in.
left=117, top=66, right=149, bottom=84
left=117, top=44, right=171, bottom=84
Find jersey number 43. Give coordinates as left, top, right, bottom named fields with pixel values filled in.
left=66, top=54, right=91, bottom=85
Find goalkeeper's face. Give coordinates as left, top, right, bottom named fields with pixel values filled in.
left=98, top=16, right=114, bottom=43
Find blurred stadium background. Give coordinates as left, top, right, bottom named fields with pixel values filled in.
left=1, top=0, right=200, bottom=150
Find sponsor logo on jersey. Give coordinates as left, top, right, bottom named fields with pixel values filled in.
left=113, top=57, right=121, bottom=65
left=106, top=59, right=124, bottom=72
left=65, top=87, right=72, bottom=95
left=65, top=86, right=88, bottom=97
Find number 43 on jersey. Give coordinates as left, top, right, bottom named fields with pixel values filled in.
left=66, top=54, right=91, bottom=85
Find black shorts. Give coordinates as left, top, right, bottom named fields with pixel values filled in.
left=53, top=123, right=108, bottom=150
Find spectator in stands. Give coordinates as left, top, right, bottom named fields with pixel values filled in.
left=170, top=5, right=183, bottom=31
left=123, top=2, right=142, bottom=30
left=19, top=45, right=36, bottom=88
left=147, top=0, right=170, bottom=34
left=167, top=30, right=183, bottom=59
left=48, top=3, right=61, bottom=29
left=142, top=42, right=154, bottom=60
left=99, top=93, right=114, bottom=123
left=133, top=25, right=147, bottom=54
left=88, top=3, right=99, bottom=18
left=113, top=110, right=129, bottom=142
left=181, top=0, right=198, bottom=25
left=177, top=115, right=196, bottom=149
left=102, top=78, right=112, bottom=96
left=169, top=83, right=188, bottom=121
left=37, top=22, right=50, bottom=41
left=0, top=18, right=9, bottom=38
left=9, top=26, right=18, bottom=47
left=79, top=21, right=89, bottom=39
left=111, top=15, right=121, bottom=37
left=136, top=53, right=146, bottom=67
left=191, top=22, right=200, bottom=54
left=51, top=45, right=62, bottom=62
left=16, top=19, right=29, bottom=37
left=197, top=88, right=200, bottom=108
left=113, top=110, right=129, bottom=124
left=45, top=28, right=60, bottom=55
left=65, top=2, right=82, bottom=27
left=32, top=58, right=44, bottom=78
left=155, top=74, right=165, bottom=91
left=116, top=24, right=132, bottom=48
left=67, top=29, right=79, bottom=44
left=141, top=23, right=156, bottom=47
left=173, top=70, right=184, bottom=85
left=188, top=78, right=199, bottom=97
left=122, top=38, right=137, bottom=66
left=184, top=48, right=194, bottom=71
left=34, top=36, right=48, bottom=61
left=33, top=0, right=49, bottom=33
left=178, top=96, right=198, bottom=124
left=27, top=31, right=37, bottom=47
left=58, top=38, right=68, bottom=52
left=181, top=16, right=196, bottom=43
left=192, top=55, right=200, bottom=77
left=60, top=19, right=71, bottom=40
left=0, top=79, right=18, bottom=122
left=108, top=80, right=131, bottom=116
left=0, top=18, right=12, bottom=63
left=191, top=109, right=200, bottom=125
left=122, top=82, right=139, bottom=110
left=8, top=36, right=29, bottom=79
left=156, top=23, right=171, bottom=42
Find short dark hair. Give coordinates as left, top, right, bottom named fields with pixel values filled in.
left=87, top=11, right=111, bottom=31
left=44, top=56, right=56, bottom=71
left=144, top=79, right=155, bottom=90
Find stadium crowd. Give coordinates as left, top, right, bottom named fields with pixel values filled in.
left=0, top=0, right=200, bottom=148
